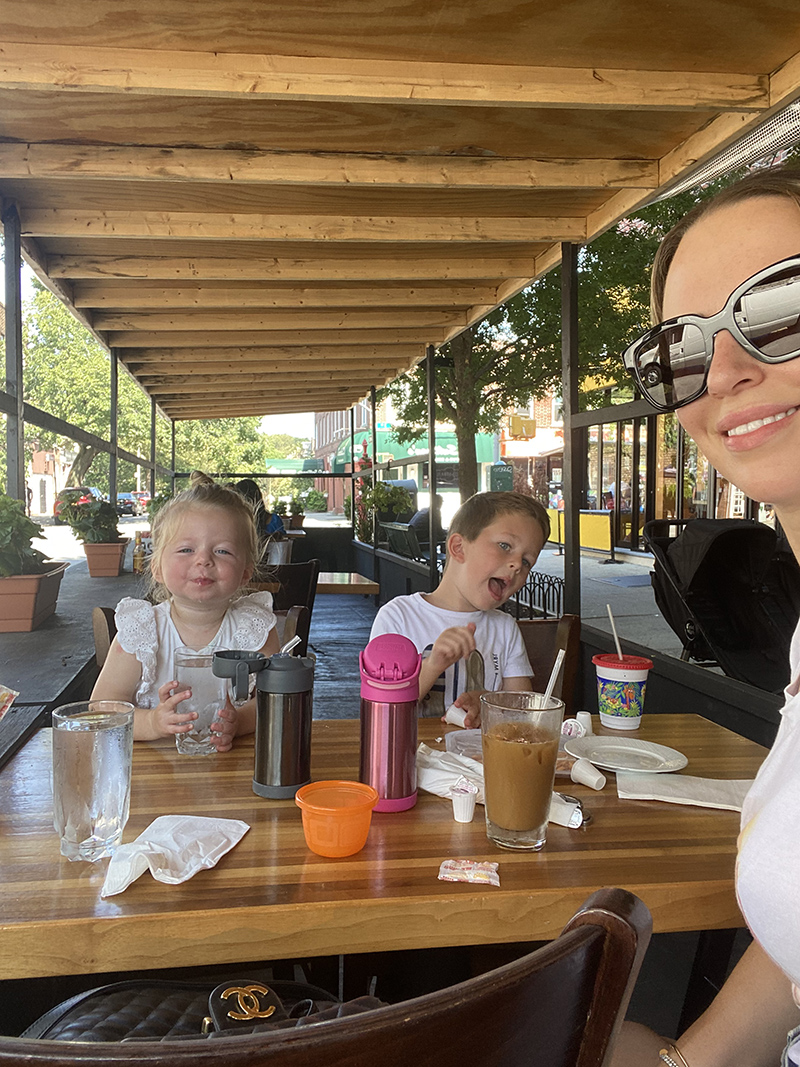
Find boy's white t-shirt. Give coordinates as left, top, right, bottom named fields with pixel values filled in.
left=370, top=592, right=532, bottom=710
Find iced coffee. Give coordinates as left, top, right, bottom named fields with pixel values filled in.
left=480, top=693, right=564, bottom=850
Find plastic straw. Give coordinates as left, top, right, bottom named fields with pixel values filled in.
left=606, top=604, right=624, bottom=659
left=279, top=635, right=302, bottom=655
left=543, top=648, right=566, bottom=704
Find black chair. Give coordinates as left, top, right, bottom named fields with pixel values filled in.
left=0, top=887, right=651, bottom=1067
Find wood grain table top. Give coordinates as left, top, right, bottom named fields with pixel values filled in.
left=0, top=714, right=767, bottom=980
left=316, top=572, right=379, bottom=595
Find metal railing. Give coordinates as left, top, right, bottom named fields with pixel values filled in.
left=504, top=570, right=565, bottom=620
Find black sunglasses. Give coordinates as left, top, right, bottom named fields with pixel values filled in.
left=623, top=254, right=800, bottom=413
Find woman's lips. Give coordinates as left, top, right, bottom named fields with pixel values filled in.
left=720, top=405, right=798, bottom=451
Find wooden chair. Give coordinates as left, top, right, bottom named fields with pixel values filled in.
left=517, top=613, right=581, bottom=713
left=0, top=887, right=651, bottom=1067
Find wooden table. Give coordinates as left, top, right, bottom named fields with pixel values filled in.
left=0, top=715, right=766, bottom=982
left=317, top=571, right=379, bottom=595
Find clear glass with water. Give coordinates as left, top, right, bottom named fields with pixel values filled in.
left=173, top=647, right=227, bottom=756
left=52, top=700, right=134, bottom=862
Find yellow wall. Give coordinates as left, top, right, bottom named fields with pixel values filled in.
left=547, top=508, right=612, bottom=552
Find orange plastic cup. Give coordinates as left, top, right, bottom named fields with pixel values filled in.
left=295, top=780, right=379, bottom=858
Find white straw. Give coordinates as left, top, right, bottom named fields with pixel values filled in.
left=279, top=634, right=302, bottom=655
left=606, top=603, right=624, bottom=659
left=543, top=648, right=566, bottom=704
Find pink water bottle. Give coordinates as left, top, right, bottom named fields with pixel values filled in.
left=359, top=633, right=421, bottom=812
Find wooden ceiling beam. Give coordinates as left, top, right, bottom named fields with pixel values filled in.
left=23, top=210, right=586, bottom=243
left=92, top=308, right=464, bottom=331
left=73, top=283, right=496, bottom=309
left=0, top=144, right=659, bottom=191
left=108, top=328, right=445, bottom=347
left=148, top=375, right=390, bottom=395
left=122, top=344, right=424, bottom=365
left=48, top=253, right=537, bottom=281
left=0, top=42, right=767, bottom=111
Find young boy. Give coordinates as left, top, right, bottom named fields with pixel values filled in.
left=370, top=491, right=550, bottom=724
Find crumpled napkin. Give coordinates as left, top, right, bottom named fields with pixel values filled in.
left=616, top=772, right=753, bottom=812
left=101, top=815, right=250, bottom=897
left=416, top=743, right=581, bottom=828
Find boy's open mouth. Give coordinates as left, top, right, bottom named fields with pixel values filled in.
left=488, top=576, right=508, bottom=601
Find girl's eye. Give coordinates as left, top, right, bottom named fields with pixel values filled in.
left=215, top=548, right=233, bottom=556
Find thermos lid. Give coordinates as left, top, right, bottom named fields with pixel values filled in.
left=360, top=633, right=421, bottom=703
left=255, top=654, right=315, bottom=694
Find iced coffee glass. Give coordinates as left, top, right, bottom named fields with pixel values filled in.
left=480, top=691, right=565, bottom=851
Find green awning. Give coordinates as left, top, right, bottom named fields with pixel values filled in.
left=332, top=430, right=495, bottom=473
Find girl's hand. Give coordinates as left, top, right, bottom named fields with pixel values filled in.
left=210, top=700, right=238, bottom=753
left=139, top=679, right=196, bottom=740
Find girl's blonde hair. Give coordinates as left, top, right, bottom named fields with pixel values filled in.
left=147, top=470, right=261, bottom=603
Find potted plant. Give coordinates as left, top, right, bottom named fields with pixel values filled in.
left=63, top=498, right=129, bottom=577
left=0, top=492, right=69, bottom=632
left=288, top=495, right=306, bottom=530
left=354, top=482, right=413, bottom=543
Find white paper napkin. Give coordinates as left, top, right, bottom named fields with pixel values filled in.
left=616, top=772, right=753, bottom=812
left=416, top=743, right=581, bottom=828
left=101, top=815, right=250, bottom=897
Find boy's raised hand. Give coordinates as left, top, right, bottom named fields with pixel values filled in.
left=428, top=622, right=477, bottom=674
left=451, top=689, right=486, bottom=729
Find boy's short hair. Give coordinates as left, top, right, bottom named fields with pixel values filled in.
left=449, top=491, right=550, bottom=545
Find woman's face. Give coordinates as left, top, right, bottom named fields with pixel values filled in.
left=663, top=196, right=800, bottom=511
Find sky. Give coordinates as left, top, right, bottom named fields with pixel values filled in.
left=260, top=412, right=316, bottom=440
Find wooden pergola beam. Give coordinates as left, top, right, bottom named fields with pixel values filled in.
left=23, top=210, right=586, bottom=243
left=92, top=308, right=465, bottom=331
left=73, top=283, right=496, bottom=309
left=107, top=327, right=447, bottom=347
left=0, top=42, right=768, bottom=111
left=0, top=144, right=660, bottom=191
left=48, top=253, right=538, bottom=281
left=122, top=344, right=424, bottom=365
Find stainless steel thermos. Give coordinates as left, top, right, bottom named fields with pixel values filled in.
left=213, top=650, right=314, bottom=799
left=359, top=633, right=421, bottom=812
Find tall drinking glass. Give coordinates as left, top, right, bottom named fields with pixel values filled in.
left=52, top=700, right=134, bottom=862
left=173, top=647, right=227, bottom=755
left=480, top=692, right=565, bottom=851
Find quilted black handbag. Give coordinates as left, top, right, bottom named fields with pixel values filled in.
left=22, top=974, right=385, bottom=1043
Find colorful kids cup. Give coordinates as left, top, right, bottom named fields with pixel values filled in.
left=592, top=653, right=653, bottom=730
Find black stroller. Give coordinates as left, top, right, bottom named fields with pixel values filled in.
left=643, top=518, right=800, bottom=693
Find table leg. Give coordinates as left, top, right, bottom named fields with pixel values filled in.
left=678, top=928, right=740, bottom=1032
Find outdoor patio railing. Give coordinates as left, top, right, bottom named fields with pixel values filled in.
left=504, top=570, right=565, bottom=620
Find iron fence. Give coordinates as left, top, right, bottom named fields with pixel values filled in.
left=503, top=570, right=565, bottom=620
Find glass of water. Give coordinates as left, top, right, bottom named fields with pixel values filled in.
left=173, top=647, right=227, bottom=756
left=52, top=700, right=134, bottom=862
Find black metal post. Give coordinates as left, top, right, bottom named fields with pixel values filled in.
left=109, top=349, right=119, bottom=505
left=350, top=407, right=356, bottom=535
left=150, top=398, right=157, bottom=498
left=370, top=386, right=378, bottom=547
left=426, top=344, right=438, bottom=590
left=170, top=419, right=177, bottom=493
left=560, top=243, right=581, bottom=616
left=3, top=205, right=24, bottom=500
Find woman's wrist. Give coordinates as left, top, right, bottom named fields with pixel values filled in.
left=659, top=1044, right=692, bottom=1067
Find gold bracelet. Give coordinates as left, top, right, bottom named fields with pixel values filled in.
left=659, top=1044, right=692, bottom=1067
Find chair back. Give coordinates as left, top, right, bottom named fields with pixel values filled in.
left=517, top=614, right=581, bottom=712
left=271, top=560, right=320, bottom=617
left=92, top=606, right=117, bottom=667
left=0, top=887, right=650, bottom=1067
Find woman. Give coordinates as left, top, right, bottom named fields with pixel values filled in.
left=614, top=167, right=800, bottom=1066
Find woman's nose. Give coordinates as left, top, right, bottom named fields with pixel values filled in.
left=705, top=329, right=767, bottom=397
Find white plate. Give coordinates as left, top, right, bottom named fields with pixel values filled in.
left=563, top=736, right=688, bottom=774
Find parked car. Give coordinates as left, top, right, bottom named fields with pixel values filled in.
left=116, top=492, right=142, bottom=516
left=53, top=486, right=105, bottom=524
left=132, top=490, right=151, bottom=510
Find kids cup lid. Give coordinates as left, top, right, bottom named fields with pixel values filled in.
left=360, top=633, right=421, bottom=703
left=592, top=653, right=653, bottom=671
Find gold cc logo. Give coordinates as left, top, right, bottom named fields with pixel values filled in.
left=220, top=984, right=277, bottom=1021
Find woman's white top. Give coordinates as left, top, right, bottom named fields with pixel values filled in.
left=738, top=617, right=800, bottom=994
left=115, top=592, right=276, bottom=709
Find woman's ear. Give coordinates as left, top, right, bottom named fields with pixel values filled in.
left=447, top=532, right=466, bottom=563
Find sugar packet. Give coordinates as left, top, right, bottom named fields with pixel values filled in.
left=0, top=685, right=19, bottom=721
left=438, top=859, right=500, bottom=887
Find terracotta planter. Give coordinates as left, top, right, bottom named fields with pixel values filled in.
left=289, top=513, right=305, bottom=530
left=84, top=540, right=129, bottom=577
left=0, top=561, right=69, bottom=632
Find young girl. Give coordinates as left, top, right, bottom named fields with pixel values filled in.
left=613, top=168, right=800, bottom=1066
left=91, top=472, right=280, bottom=750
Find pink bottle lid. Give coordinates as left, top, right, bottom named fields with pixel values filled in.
left=359, top=633, right=421, bottom=704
